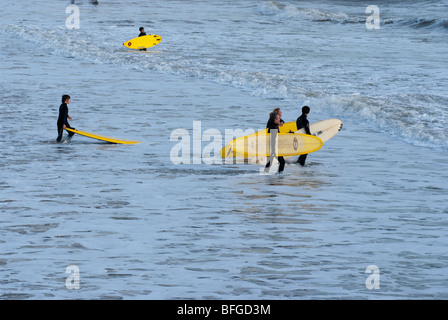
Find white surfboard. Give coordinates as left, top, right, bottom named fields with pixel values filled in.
left=296, top=119, right=343, bottom=143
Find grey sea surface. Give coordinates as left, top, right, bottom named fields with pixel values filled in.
left=1, top=0, right=448, bottom=299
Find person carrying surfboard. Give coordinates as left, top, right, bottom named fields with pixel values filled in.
left=138, top=27, right=147, bottom=51
left=56, top=95, right=75, bottom=142
left=264, top=112, right=286, bottom=174
left=296, top=106, right=311, bottom=166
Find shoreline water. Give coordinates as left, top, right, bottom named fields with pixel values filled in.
left=1, top=0, right=448, bottom=299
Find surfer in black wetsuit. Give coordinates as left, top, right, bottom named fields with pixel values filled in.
left=264, top=112, right=286, bottom=174
left=56, top=95, right=75, bottom=142
left=138, top=27, right=146, bottom=37
left=138, top=27, right=147, bottom=51
left=296, top=106, right=311, bottom=166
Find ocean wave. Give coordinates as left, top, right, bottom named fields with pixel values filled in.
left=257, top=1, right=448, bottom=32
left=390, top=17, right=448, bottom=31
left=256, top=1, right=364, bottom=24
left=316, top=93, right=448, bottom=151
left=2, top=23, right=446, bottom=151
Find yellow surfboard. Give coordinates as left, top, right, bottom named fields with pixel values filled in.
left=221, top=132, right=322, bottom=158
left=221, top=119, right=342, bottom=161
left=123, top=34, right=162, bottom=50
left=65, top=128, right=141, bottom=144
left=277, top=121, right=297, bottom=133
left=220, top=121, right=299, bottom=158
left=250, top=121, right=297, bottom=134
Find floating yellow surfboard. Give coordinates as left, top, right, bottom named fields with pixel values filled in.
left=65, top=128, right=141, bottom=144
left=221, top=132, right=322, bottom=158
left=123, top=34, right=162, bottom=50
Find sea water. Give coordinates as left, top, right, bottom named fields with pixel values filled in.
left=0, top=0, right=447, bottom=299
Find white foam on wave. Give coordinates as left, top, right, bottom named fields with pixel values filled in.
left=257, top=1, right=448, bottom=33
left=310, top=93, right=448, bottom=151
left=256, top=1, right=362, bottom=24
left=2, top=22, right=446, bottom=152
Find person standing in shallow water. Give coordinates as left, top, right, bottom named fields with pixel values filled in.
left=264, top=112, right=286, bottom=174
left=56, top=95, right=75, bottom=142
left=296, top=105, right=311, bottom=166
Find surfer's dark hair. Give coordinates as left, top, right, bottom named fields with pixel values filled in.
left=62, top=95, right=71, bottom=103
left=139, top=27, right=144, bottom=31
left=269, top=111, right=279, bottom=122
left=302, top=106, right=310, bottom=114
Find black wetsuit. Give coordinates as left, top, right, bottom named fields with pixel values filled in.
left=265, top=121, right=285, bottom=173
left=56, top=103, right=74, bottom=142
left=296, top=113, right=311, bottom=166
left=138, top=32, right=147, bottom=51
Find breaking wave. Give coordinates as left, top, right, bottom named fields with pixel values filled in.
left=257, top=1, right=448, bottom=32
left=1, top=20, right=447, bottom=151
